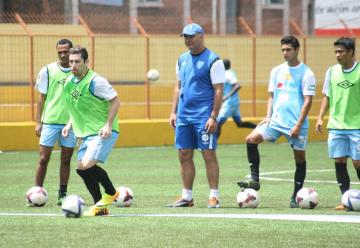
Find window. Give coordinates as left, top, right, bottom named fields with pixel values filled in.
left=137, top=0, right=163, bottom=7
left=263, top=0, right=284, bottom=4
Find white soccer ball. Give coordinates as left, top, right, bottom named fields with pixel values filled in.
left=25, top=186, right=48, bottom=207
left=237, top=188, right=259, bottom=208
left=61, top=195, right=85, bottom=218
left=296, top=187, right=319, bottom=209
left=147, top=69, right=160, bottom=81
left=341, top=189, right=360, bottom=211
left=113, top=186, right=134, bottom=207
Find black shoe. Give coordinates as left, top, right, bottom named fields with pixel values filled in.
left=166, top=197, right=194, bottom=207
left=57, top=192, right=67, bottom=206
left=289, top=196, right=299, bottom=208
left=237, top=179, right=260, bottom=191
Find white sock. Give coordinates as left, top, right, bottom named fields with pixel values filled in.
left=182, top=189, right=193, bottom=201
left=209, top=189, right=219, bottom=199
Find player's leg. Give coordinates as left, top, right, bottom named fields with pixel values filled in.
left=216, top=116, right=227, bottom=138
left=233, top=109, right=256, bottom=129
left=35, top=145, right=53, bottom=186
left=35, top=124, right=59, bottom=186
left=288, top=131, right=308, bottom=208
left=349, top=131, right=360, bottom=181
left=290, top=149, right=306, bottom=208
left=167, top=121, right=195, bottom=207
left=328, top=132, right=350, bottom=210
left=202, top=149, right=220, bottom=208
left=57, top=128, right=76, bottom=205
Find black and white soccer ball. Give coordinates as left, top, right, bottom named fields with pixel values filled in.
left=113, top=186, right=134, bottom=207
left=61, top=195, right=85, bottom=218
left=25, top=186, right=48, bottom=207
left=296, top=187, right=319, bottom=209
left=342, top=189, right=360, bottom=211
left=236, top=188, right=259, bottom=208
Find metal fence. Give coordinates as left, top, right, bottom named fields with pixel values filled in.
left=0, top=13, right=358, bottom=122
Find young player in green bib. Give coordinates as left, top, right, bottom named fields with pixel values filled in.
left=316, top=37, right=360, bottom=210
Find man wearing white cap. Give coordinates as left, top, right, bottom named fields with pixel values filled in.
left=168, top=23, right=225, bottom=208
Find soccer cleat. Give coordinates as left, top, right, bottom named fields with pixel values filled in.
left=289, top=196, right=299, bottom=208
left=95, top=191, right=119, bottom=208
left=83, top=206, right=109, bottom=216
left=237, top=179, right=260, bottom=191
left=334, top=204, right=346, bottom=211
left=57, top=193, right=67, bottom=206
left=166, top=197, right=194, bottom=207
left=207, top=197, right=220, bottom=208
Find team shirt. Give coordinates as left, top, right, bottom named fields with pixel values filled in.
left=268, top=62, right=316, bottom=131
left=322, top=62, right=360, bottom=131
left=175, top=48, right=225, bottom=119
left=35, top=62, right=71, bottom=124
left=64, top=69, right=118, bottom=137
left=222, top=69, right=239, bottom=108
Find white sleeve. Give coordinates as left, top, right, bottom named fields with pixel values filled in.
left=225, top=70, right=238, bottom=85
left=322, top=68, right=331, bottom=96
left=210, top=59, right=226, bottom=84
left=302, top=68, right=316, bottom=96
left=176, top=60, right=180, bottom=81
left=92, top=76, right=118, bottom=101
left=268, top=66, right=278, bottom=93
left=35, top=66, right=48, bottom=94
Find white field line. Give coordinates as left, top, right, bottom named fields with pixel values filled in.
left=246, top=169, right=360, bottom=185
left=0, top=212, right=359, bottom=223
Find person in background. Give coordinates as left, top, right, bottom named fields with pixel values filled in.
left=33, top=38, right=76, bottom=206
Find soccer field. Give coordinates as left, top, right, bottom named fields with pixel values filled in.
left=0, top=143, right=359, bottom=248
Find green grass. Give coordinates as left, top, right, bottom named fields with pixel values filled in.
left=0, top=143, right=359, bottom=247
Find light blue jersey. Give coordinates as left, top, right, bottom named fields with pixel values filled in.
left=222, top=69, right=239, bottom=108
left=268, top=62, right=316, bottom=132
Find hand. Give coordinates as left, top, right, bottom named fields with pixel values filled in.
left=35, top=122, right=42, bottom=137
left=99, top=123, right=112, bottom=139
left=315, top=119, right=323, bottom=133
left=290, top=124, right=301, bottom=138
left=62, top=123, right=71, bottom=137
left=205, top=117, right=218, bottom=134
left=169, top=113, right=177, bottom=129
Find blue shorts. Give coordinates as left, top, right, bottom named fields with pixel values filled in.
left=218, top=104, right=241, bottom=119
left=175, top=117, right=217, bottom=150
left=39, top=124, right=76, bottom=148
left=328, top=130, right=360, bottom=160
left=256, top=123, right=308, bottom=150
left=77, top=132, right=119, bottom=163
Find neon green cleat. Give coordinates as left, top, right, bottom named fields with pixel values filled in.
left=83, top=205, right=109, bottom=217
left=95, top=191, right=119, bottom=208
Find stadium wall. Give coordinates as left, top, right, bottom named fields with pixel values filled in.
left=0, top=117, right=328, bottom=151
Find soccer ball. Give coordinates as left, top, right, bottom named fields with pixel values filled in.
left=61, top=195, right=85, bottom=218
left=341, top=189, right=360, bottom=211
left=296, top=187, right=319, bottom=209
left=25, top=186, right=48, bottom=207
left=236, top=188, right=259, bottom=208
left=113, top=186, right=134, bottom=207
left=147, top=69, right=160, bottom=81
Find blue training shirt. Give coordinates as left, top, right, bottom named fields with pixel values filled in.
left=268, top=62, right=316, bottom=131
left=222, top=69, right=239, bottom=108
left=177, top=48, right=220, bottom=119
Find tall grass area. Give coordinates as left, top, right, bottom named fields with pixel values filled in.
left=0, top=143, right=359, bottom=247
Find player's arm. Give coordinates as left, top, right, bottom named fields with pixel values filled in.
left=316, top=96, right=329, bottom=133
left=223, top=83, right=241, bottom=101
left=258, top=92, right=273, bottom=126
left=100, top=95, right=120, bottom=139
left=169, top=80, right=180, bottom=129
left=316, top=67, right=331, bottom=133
left=34, top=67, right=48, bottom=137
left=290, top=95, right=312, bottom=138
